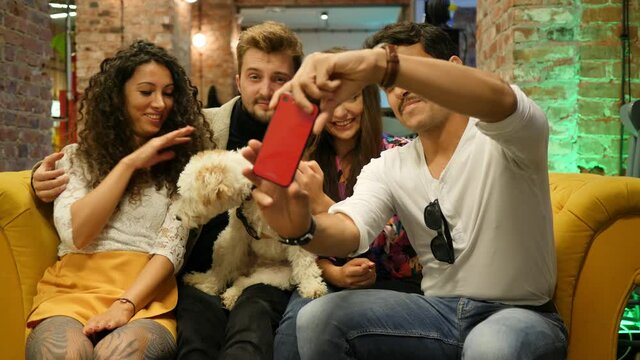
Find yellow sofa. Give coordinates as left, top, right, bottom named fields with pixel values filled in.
left=2, top=170, right=640, bottom=359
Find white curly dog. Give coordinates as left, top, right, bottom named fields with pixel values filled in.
left=174, top=149, right=327, bottom=309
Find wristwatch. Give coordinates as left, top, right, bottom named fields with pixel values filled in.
left=278, top=217, right=316, bottom=246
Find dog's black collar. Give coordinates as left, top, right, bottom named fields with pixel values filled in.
left=236, top=206, right=260, bottom=240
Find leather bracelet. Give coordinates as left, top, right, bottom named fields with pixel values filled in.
left=116, top=297, right=136, bottom=314
left=379, top=44, right=399, bottom=89
left=279, top=217, right=316, bottom=246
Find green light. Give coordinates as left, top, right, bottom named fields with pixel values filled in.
left=619, top=290, right=640, bottom=335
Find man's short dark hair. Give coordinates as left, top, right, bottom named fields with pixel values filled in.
left=364, top=22, right=458, bottom=61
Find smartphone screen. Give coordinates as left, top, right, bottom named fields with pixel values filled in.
left=252, top=93, right=318, bottom=187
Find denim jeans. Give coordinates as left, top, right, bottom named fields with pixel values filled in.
left=296, top=290, right=568, bottom=360
left=274, top=279, right=422, bottom=360
left=274, top=290, right=321, bottom=360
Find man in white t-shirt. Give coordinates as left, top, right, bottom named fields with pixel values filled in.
left=241, top=22, right=568, bottom=360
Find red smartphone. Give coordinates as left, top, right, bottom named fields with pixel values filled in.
left=253, top=93, right=318, bottom=187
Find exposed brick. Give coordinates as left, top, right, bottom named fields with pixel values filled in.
left=236, top=0, right=409, bottom=4
left=513, top=26, right=539, bottom=42
left=579, top=23, right=622, bottom=42
left=579, top=44, right=620, bottom=60
left=477, top=0, right=638, bottom=174
left=577, top=155, right=622, bottom=176
left=512, top=0, right=541, bottom=7
left=546, top=103, right=578, bottom=122
left=521, top=83, right=574, bottom=99
left=576, top=134, right=619, bottom=157
left=577, top=117, right=622, bottom=136
left=513, top=7, right=574, bottom=25
left=582, top=5, right=622, bottom=23
left=543, top=26, right=574, bottom=41
left=542, top=0, right=575, bottom=5
left=514, top=45, right=575, bottom=61
left=548, top=138, right=577, bottom=156
left=0, top=0, right=51, bottom=171
left=76, top=0, right=191, bottom=92
left=577, top=98, right=620, bottom=118
left=578, top=80, right=620, bottom=99
left=549, top=117, right=578, bottom=138
left=580, top=60, right=610, bottom=79
left=190, top=1, right=237, bottom=104
left=581, top=0, right=609, bottom=4
left=4, top=43, right=15, bottom=61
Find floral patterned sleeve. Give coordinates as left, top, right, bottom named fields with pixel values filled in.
left=365, top=134, right=423, bottom=280
left=382, top=133, right=412, bottom=150
left=367, top=214, right=422, bottom=279
left=53, top=144, right=89, bottom=251
left=152, top=199, right=189, bottom=274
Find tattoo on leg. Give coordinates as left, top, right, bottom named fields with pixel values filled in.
left=94, top=319, right=176, bottom=360
left=26, top=316, right=93, bottom=360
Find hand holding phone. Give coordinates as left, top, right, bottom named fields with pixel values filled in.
left=252, top=93, right=319, bottom=187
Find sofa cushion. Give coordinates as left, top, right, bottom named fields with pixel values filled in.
left=0, top=171, right=59, bottom=330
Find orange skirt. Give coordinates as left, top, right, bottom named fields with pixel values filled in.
left=27, top=251, right=178, bottom=338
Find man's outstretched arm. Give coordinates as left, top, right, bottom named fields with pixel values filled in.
left=241, top=141, right=360, bottom=258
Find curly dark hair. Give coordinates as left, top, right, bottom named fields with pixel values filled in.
left=76, top=40, right=214, bottom=199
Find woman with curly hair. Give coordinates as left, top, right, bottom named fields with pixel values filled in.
left=25, top=40, right=214, bottom=359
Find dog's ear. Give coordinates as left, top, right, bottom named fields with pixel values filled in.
left=202, top=183, right=232, bottom=207
left=217, top=184, right=232, bottom=198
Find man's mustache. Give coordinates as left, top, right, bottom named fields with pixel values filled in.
left=254, top=96, right=271, bottom=104
left=399, top=95, right=422, bottom=113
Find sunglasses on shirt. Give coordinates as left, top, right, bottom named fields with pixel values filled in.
left=423, top=199, right=455, bottom=264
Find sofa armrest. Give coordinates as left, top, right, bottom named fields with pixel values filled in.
left=550, top=173, right=640, bottom=360
left=0, top=170, right=59, bottom=359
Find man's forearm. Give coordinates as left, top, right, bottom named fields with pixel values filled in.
left=302, top=212, right=360, bottom=258
left=393, top=54, right=517, bottom=123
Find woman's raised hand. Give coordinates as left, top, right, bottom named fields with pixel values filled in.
left=122, top=126, right=194, bottom=170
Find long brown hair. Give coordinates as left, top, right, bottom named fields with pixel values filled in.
left=305, top=49, right=383, bottom=200
left=76, top=40, right=214, bottom=200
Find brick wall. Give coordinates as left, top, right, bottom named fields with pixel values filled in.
left=477, top=0, right=640, bottom=175
left=0, top=0, right=53, bottom=171
left=191, top=0, right=238, bottom=105
left=76, top=0, right=192, bottom=93
left=235, top=0, right=410, bottom=5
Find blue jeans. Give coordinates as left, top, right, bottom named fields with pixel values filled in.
left=274, top=289, right=328, bottom=360
left=295, top=290, right=568, bottom=360
left=274, top=279, right=423, bottom=360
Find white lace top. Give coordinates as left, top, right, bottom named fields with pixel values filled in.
left=53, top=144, right=189, bottom=273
